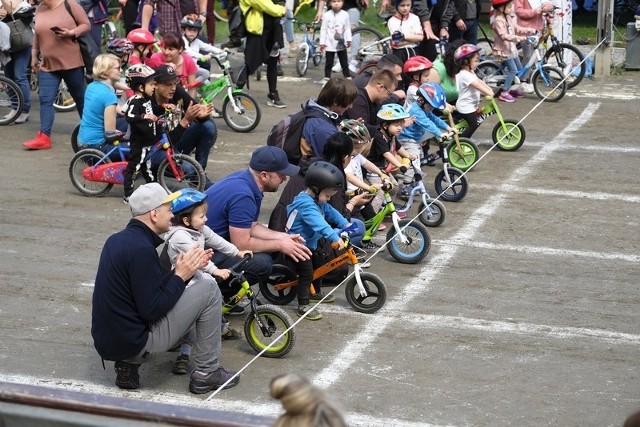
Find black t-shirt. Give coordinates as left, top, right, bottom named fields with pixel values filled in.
left=368, top=129, right=401, bottom=169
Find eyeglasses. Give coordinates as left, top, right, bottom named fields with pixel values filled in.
left=380, top=84, right=392, bottom=96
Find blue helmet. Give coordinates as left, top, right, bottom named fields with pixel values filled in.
left=171, top=188, right=207, bottom=214
left=417, top=82, right=447, bottom=110
left=376, top=103, right=410, bottom=122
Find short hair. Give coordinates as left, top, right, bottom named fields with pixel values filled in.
left=93, top=53, right=120, bottom=80
left=376, top=54, right=403, bottom=71
left=161, top=34, right=185, bottom=50
left=368, top=69, right=397, bottom=90
left=316, top=77, right=358, bottom=109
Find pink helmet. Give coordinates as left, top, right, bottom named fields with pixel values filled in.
left=453, top=44, right=482, bottom=65
left=402, top=56, right=433, bottom=74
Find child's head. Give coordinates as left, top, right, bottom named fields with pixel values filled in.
left=402, top=55, right=433, bottom=85
left=126, top=28, right=157, bottom=59
left=126, top=64, right=156, bottom=95
left=161, top=34, right=185, bottom=63
left=453, top=43, right=482, bottom=70
left=170, top=189, right=208, bottom=230
left=377, top=103, right=409, bottom=137
left=394, top=0, right=412, bottom=15
left=328, top=0, right=344, bottom=12
left=304, top=161, right=345, bottom=202
left=339, top=119, right=372, bottom=156
left=416, top=82, right=446, bottom=112
left=181, top=14, right=203, bottom=42
left=491, top=0, right=514, bottom=14
left=93, top=54, right=122, bottom=83
left=107, top=38, right=134, bottom=66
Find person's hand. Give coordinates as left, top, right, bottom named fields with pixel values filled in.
left=0, top=8, right=7, bottom=19
left=333, top=238, right=346, bottom=250
left=320, top=44, right=326, bottom=52
left=351, top=192, right=372, bottom=206
left=408, top=154, right=418, bottom=161
left=404, top=116, right=416, bottom=127
left=55, top=28, right=76, bottom=38
left=237, top=250, right=253, bottom=258
left=314, top=8, right=324, bottom=21
left=281, top=234, right=312, bottom=262
left=448, top=126, right=458, bottom=134
left=456, top=19, right=466, bottom=31
left=196, top=103, right=213, bottom=119
left=143, top=113, right=158, bottom=122
left=31, top=58, right=40, bottom=73
left=212, top=268, right=231, bottom=280
left=345, top=41, right=351, bottom=48
left=183, top=101, right=200, bottom=122
left=392, top=89, right=406, bottom=100
left=174, top=247, right=213, bottom=282
left=439, top=28, right=449, bottom=39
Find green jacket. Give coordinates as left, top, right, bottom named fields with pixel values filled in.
left=240, top=0, right=285, bottom=35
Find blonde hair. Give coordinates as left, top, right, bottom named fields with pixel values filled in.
left=93, top=54, right=120, bottom=81
left=270, top=374, right=348, bottom=427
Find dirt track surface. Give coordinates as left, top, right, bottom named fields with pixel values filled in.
left=1, top=60, right=639, bottom=426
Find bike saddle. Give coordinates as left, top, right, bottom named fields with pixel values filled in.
left=104, top=130, right=125, bottom=144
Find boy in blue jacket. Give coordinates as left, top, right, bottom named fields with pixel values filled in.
left=286, top=161, right=349, bottom=321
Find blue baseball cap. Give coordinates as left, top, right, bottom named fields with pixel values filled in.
left=249, top=146, right=299, bottom=176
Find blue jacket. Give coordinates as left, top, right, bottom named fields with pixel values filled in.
left=286, top=191, right=349, bottom=250
left=91, top=219, right=186, bottom=361
left=302, top=99, right=340, bottom=157
left=399, top=101, right=449, bottom=142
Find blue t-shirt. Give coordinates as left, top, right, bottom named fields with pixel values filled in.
left=204, top=169, right=263, bottom=241
left=78, top=81, right=118, bottom=146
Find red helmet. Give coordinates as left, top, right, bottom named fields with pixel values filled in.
left=453, top=44, right=482, bottom=65
left=126, top=28, right=156, bottom=45
left=403, top=56, right=433, bottom=74
left=491, top=0, right=513, bottom=7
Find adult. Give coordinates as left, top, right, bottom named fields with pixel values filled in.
left=425, top=38, right=466, bottom=104
left=91, top=182, right=239, bottom=393
left=205, top=146, right=312, bottom=286
left=140, top=0, right=207, bottom=37
left=118, top=0, right=140, bottom=35
left=352, top=53, right=406, bottom=103
left=23, top=0, right=89, bottom=150
left=344, top=68, right=397, bottom=136
left=147, top=34, right=199, bottom=98
left=78, top=0, right=109, bottom=49
left=150, top=64, right=216, bottom=179
left=0, top=0, right=34, bottom=124
left=448, top=0, right=481, bottom=45
left=300, top=77, right=358, bottom=159
left=235, top=0, right=286, bottom=108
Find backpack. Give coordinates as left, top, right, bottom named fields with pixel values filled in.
left=228, top=5, right=248, bottom=40
left=266, top=109, right=326, bottom=165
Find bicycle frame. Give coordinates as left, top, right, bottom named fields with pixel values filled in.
left=196, top=55, right=245, bottom=114
left=363, top=182, right=410, bottom=245
left=355, top=36, right=391, bottom=63
left=453, top=97, right=507, bottom=136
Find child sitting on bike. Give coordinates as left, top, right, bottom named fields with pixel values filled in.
left=122, top=64, right=164, bottom=203
left=491, top=0, right=537, bottom=102
left=126, top=28, right=157, bottom=67
left=285, top=161, right=350, bottom=321
left=387, top=0, right=424, bottom=64
left=402, top=56, right=433, bottom=110
left=454, top=44, right=495, bottom=138
left=165, top=189, right=253, bottom=374
left=180, top=15, right=226, bottom=83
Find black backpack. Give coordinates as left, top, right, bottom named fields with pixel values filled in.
left=266, top=109, right=326, bottom=165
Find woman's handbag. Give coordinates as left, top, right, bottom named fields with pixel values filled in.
left=7, top=15, right=33, bottom=53
left=63, top=0, right=100, bottom=75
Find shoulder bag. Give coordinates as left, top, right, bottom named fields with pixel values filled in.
left=7, top=14, right=33, bottom=53
left=63, top=0, right=100, bottom=75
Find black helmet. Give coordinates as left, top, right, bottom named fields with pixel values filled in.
left=304, top=161, right=345, bottom=195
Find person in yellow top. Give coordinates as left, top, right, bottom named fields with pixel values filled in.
left=234, top=0, right=286, bottom=108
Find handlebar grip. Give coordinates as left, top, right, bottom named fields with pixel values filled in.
left=399, top=165, right=408, bottom=174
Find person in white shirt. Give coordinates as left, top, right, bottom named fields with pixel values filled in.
left=387, top=0, right=424, bottom=64
left=318, top=0, right=352, bottom=84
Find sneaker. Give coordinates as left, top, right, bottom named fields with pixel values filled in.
left=425, top=152, right=440, bottom=166
left=210, top=106, right=223, bottom=119
left=189, top=367, right=240, bottom=394
left=314, top=77, right=330, bottom=85
left=378, top=223, right=386, bottom=231
left=267, top=92, right=286, bottom=108
left=14, top=112, right=29, bottom=124
left=348, top=59, right=358, bottom=74
left=359, top=240, right=381, bottom=250
left=309, top=291, right=336, bottom=304
left=498, top=92, right=515, bottom=103
left=269, top=42, right=281, bottom=57
left=509, top=87, right=525, bottom=98
left=297, top=305, right=322, bottom=320
left=521, top=82, right=534, bottom=94
left=395, top=210, right=407, bottom=219
left=332, top=62, right=342, bottom=73
left=114, top=361, right=141, bottom=389
left=23, top=131, right=52, bottom=150
left=123, top=196, right=129, bottom=205
left=1, top=109, right=18, bottom=121
left=221, top=327, right=243, bottom=340
left=172, top=354, right=190, bottom=375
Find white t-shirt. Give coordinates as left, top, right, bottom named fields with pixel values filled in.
left=404, top=84, right=419, bottom=110
left=456, top=69, right=482, bottom=114
left=345, top=154, right=367, bottom=193
left=387, top=13, right=422, bottom=49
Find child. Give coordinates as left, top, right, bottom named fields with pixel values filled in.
left=286, top=161, right=350, bottom=320
left=165, top=189, right=252, bottom=374
left=491, top=0, right=536, bottom=102
left=180, top=15, right=226, bottom=83
left=126, top=28, right=157, bottom=66
left=319, top=0, right=352, bottom=84
left=122, top=64, right=163, bottom=203
left=454, top=44, right=495, bottom=138
left=387, top=0, right=424, bottom=64
left=398, top=82, right=455, bottom=196
left=402, top=55, right=433, bottom=110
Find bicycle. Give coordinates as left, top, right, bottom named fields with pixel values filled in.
left=424, top=131, right=469, bottom=202
left=261, top=233, right=387, bottom=314
left=295, top=21, right=323, bottom=77
left=29, top=71, right=76, bottom=112
left=0, top=74, right=24, bottom=126
left=187, top=51, right=261, bottom=133
left=476, top=35, right=567, bottom=102
left=347, top=26, right=391, bottom=75
left=68, top=115, right=206, bottom=196
left=394, top=165, right=446, bottom=228
left=438, top=112, right=480, bottom=172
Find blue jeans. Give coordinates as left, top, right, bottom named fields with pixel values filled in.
left=4, top=47, right=31, bottom=113
left=281, top=9, right=294, bottom=44
left=174, top=119, right=217, bottom=171
left=38, top=67, right=86, bottom=135
left=503, top=56, right=523, bottom=92
left=335, top=218, right=365, bottom=247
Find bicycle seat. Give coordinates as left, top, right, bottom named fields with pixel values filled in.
left=104, top=130, right=126, bottom=144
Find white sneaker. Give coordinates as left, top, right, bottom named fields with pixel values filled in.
left=521, top=82, right=534, bottom=94
left=314, top=77, right=330, bottom=85
left=14, top=112, right=29, bottom=124
left=2, top=109, right=18, bottom=121
left=332, top=63, right=342, bottom=73
left=348, top=59, right=359, bottom=74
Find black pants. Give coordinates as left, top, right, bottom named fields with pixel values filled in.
left=458, top=111, right=480, bottom=139
left=291, top=250, right=325, bottom=306
left=325, top=50, right=349, bottom=78
left=123, top=145, right=154, bottom=198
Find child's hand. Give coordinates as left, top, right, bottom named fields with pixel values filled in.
left=237, top=250, right=253, bottom=258
left=143, top=113, right=158, bottom=122
left=345, top=41, right=351, bottom=48
left=404, top=116, right=416, bottom=127
left=162, top=103, right=176, bottom=111
left=320, top=44, right=326, bottom=52
left=212, top=268, right=231, bottom=280
left=448, top=126, right=458, bottom=134
left=332, top=239, right=346, bottom=250
left=408, top=154, right=418, bottom=161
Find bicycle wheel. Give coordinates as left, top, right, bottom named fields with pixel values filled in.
left=312, top=51, right=322, bottom=67
left=222, top=92, right=261, bottom=133
left=418, top=198, right=446, bottom=227
left=54, top=81, right=76, bottom=112
left=477, top=37, right=494, bottom=59
left=386, top=219, right=431, bottom=264
left=492, top=119, right=526, bottom=151
left=260, top=264, right=297, bottom=305
left=0, top=76, right=23, bottom=126
left=349, top=26, right=389, bottom=73
left=543, top=42, right=585, bottom=89
left=213, top=8, right=228, bottom=22
left=244, top=304, right=296, bottom=358
left=71, top=124, right=81, bottom=153
left=476, top=60, right=501, bottom=81
left=435, top=167, right=468, bottom=202
left=296, top=43, right=310, bottom=77
left=157, top=154, right=206, bottom=192
left=344, top=272, right=387, bottom=314
left=531, top=65, right=566, bottom=102
left=446, top=138, right=479, bottom=171
left=69, top=149, right=114, bottom=196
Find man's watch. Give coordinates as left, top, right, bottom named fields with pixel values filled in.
left=199, top=11, right=207, bottom=17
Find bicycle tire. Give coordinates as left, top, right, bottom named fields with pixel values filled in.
left=344, top=272, right=387, bottom=313
left=446, top=138, right=479, bottom=171
left=531, top=65, right=567, bottom=102
left=260, top=263, right=298, bottom=305
left=386, top=219, right=431, bottom=264
left=213, top=9, right=229, bottom=22
left=54, top=82, right=76, bottom=112
left=477, top=37, right=494, bottom=58
left=312, top=51, right=322, bottom=67
left=0, top=76, right=24, bottom=126
left=222, top=92, right=261, bottom=133
left=476, top=60, right=502, bottom=82
left=157, top=153, right=206, bottom=192
left=71, top=124, right=81, bottom=153
left=296, top=43, right=310, bottom=77
left=543, top=42, right=585, bottom=89
left=244, top=304, right=296, bottom=358
left=492, top=119, right=526, bottom=151
left=349, top=26, right=389, bottom=75
left=434, top=167, right=468, bottom=202
left=418, top=198, right=446, bottom=227
left=69, top=149, right=114, bottom=197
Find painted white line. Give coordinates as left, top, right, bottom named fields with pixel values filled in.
left=565, top=91, right=640, bottom=100
left=473, top=139, right=640, bottom=153
left=473, top=183, right=640, bottom=204
left=313, top=103, right=601, bottom=389
left=0, top=374, right=441, bottom=427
